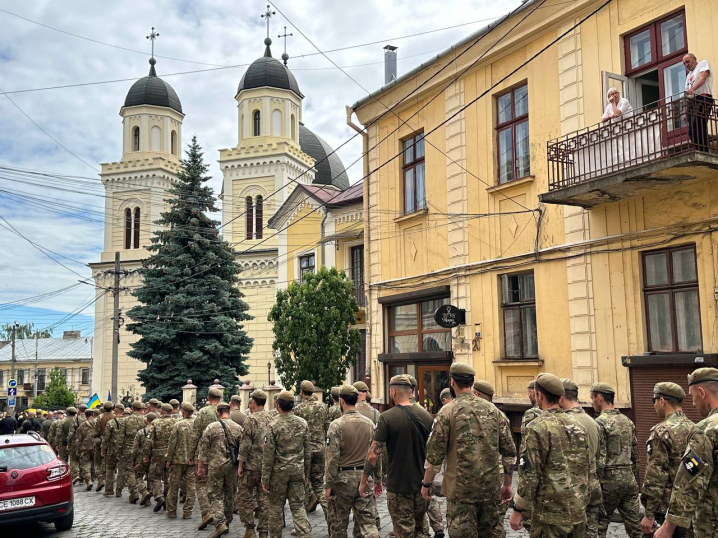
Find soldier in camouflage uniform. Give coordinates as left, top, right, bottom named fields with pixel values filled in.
left=640, top=383, right=694, bottom=537
left=166, top=402, right=196, bottom=520
left=424, top=366, right=516, bottom=538
left=137, top=412, right=157, bottom=506
left=169, top=399, right=181, bottom=420
left=517, top=380, right=541, bottom=531
left=262, top=390, right=312, bottom=538
left=657, top=368, right=718, bottom=538
left=59, top=406, right=77, bottom=464
left=144, top=402, right=176, bottom=511
left=48, top=411, right=63, bottom=454
left=294, top=380, right=327, bottom=515
left=198, top=402, right=241, bottom=538
left=118, top=401, right=147, bottom=503
left=94, top=402, right=115, bottom=492
left=326, top=387, right=343, bottom=428
left=193, top=387, right=221, bottom=530
left=590, top=382, right=642, bottom=538
left=89, top=408, right=100, bottom=482
left=353, top=381, right=383, bottom=534
left=510, top=373, right=590, bottom=538
left=74, top=408, right=97, bottom=490
left=102, top=403, right=125, bottom=497
left=66, top=404, right=86, bottom=483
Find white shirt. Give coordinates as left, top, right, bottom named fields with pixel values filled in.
left=602, top=98, right=633, bottom=121
left=686, top=60, right=713, bottom=96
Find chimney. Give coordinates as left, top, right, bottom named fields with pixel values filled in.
left=384, top=45, right=398, bottom=85
left=63, top=331, right=81, bottom=339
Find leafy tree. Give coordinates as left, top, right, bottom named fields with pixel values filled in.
left=268, top=266, right=360, bottom=395
left=126, top=136, right=253, bottom=401
left=0, top=323, right=53, bottom=340
left=34, top=367, right=76, bottom=408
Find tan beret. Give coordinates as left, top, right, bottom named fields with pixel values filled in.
left=353, top=381, right=369, bottom=392
left=440, top=388, right=452, bottom=400
left=148, top=398, right=160, bottom=405
left=208, top=387, right=223, bottom=398
left=300, top=380, right=315, bottom=393
left=451, top=362, right=475, bottom=378
left=114, top=403, right=125, bottom=411
left=527, top=380, right=536, bottom=390
left=230, top=409, right=246, bottom=426
left=561, top=378, right=579, bottom=393
left=251, top=389, right=268, bottom=401
left=66, top=406, right=78, bottom=414
left=216, top=402, right=230, bottom=412
left=181, top=402, right=195, bottom=413
left=330, top=386, right=340, bottom=398
left=132, top=400, right=144, bottom=410
left=85, top=408, right=94, bottom=416
left=160, top=403, right=172, bottom=413
left=653, top=382, right=685, bottom=401
left=123, top=409, right=132, bottom=415
left=407, top=375, right=417, bottom=388
left=78, top=404, right=88, bottom=412
left=146, top=412, right=158, bottom=421
left=340, top=385, right=359, bottom=397
left=590, top=382, right=615, bottom=395
left=687, top=367, right=718, bottom=386
left=230, top=395, right=242, bottom=403
left=473, top=380, right=494, bottom=397
left=103, top=401, right=114, bottom=411
left=277, top=391, right=295, bottom=403
left=536, top=373, right=565, bottom=397
left=389, top=375, right=412, bottom=387
left=169, top=399, right=180, bottom=406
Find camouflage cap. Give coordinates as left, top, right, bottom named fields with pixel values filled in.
left=131, top=400, right=144, bottom=410
left=561, top=378, right=579, bottom=394
left=330, top=386, right=340, bottom=398
left=653, top=382, right=685, bottom=401
left=536, top=373, right=565, bottom=397
left=78, top=404, right=88, bottom=412
left=340, top=385, right=359, bottom=397
left=230, top=395, right=242, bottom=403
left=146, top=412, right=158, bottom=421
left=590, top=382, right=615, bottom=395
left=353, top=381, right=370, bottom=392
left=103, top=401, right=114, bottom=411
left=527, top=380, right=536, bottom=390
left=160, top=403, right=173, bottom=413
left=148, top=398, right=160, bottom=406
left=300, top=380, right=315, bottom=393
left=208, top=387, right=223, bottom=398
left=169, top=399, right=180, bottom=407
left=389, top=374, right=412, bottom=387
left=407, top=375, right=418, bottom=388
left=114, top=403, right=125, bottom=411
left=277, top=391, right=295, bottom=403
left=251, top=389, right=268, bottom=401
left=450, top=362, right=475, bottom=379
left=472, top=380, right=494, bottom=397
left=216, top=402, right=230, bottom=412
left=687, top=367, right=718, bottom=386
left=439, top=388, right=452, bottom=400
left=181, top=402, right=195, bottom=413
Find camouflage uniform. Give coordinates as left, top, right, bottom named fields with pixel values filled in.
left=199, top=417, right=241, bottom=531
left=166, top=416, right=197, bottom=518
left=118, top=412, right=146, bottom=500
left=426, top=392, right=516, bottom=537
left=75, top=416, right=97, bottom=487
left=354, top=400, right=382, bottom=534
left=326, top=402, right=343, bottom=428
left=238, top=409, right=272, bottom=534
left=665, top=406, right=718, bottom=536
left=59, top=414, right=74, bottom=462
left=515, top=408, right=590, bottom=538
left=94, top=410, right=112, bottom=489
left=102, top=414, right=124, bottom=495
left=595, top=409, right=642, bottom=538
left=493, top=407, right=517, bottom=538
left=641, top=410, right=694, bottom=537
left=41, top=417, right=53, bottom=439
left=262, top=412, right=312, bottom=538
left=294, top=393, right=328, bottom=511
left=518, top=405, right=542, bottom=531
left=144, top=414, right=175, bottom=501
left=132, top=424, right=151, bottom=500
left=48, top=419, right=61, bottom=453
left=66, top=413, right=83, bottom=481
left=191, top=403, right=218, bottom=518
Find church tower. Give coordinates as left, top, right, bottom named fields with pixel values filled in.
left=90, top=52, right=184, bottom=399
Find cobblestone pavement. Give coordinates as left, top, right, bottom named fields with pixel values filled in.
left=2, top=484, right=631, bottom=537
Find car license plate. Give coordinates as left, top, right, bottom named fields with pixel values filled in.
left=0, top=496, right=35, bottom=511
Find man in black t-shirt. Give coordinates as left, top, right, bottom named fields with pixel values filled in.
left=0, top=413, right=17, bottom=434
left=359, top=374, right=434, bottom=538
left=21, top=411, right=41, bottom=433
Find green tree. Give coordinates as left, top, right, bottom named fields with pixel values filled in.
left=268, top=266, right=360, bottom=395
left=0, top=323, right=53, bottom=340
left=34, top=367, right=76, bottom=408
left=126, top=136, right=253, bottom=401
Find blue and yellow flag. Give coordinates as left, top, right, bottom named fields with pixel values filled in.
left=87, top=393, right=100, bottom=409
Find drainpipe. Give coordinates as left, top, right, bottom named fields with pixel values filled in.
left=320, top=209, right=328, bottom=267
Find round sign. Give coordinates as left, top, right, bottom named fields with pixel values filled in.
left=8, top=379, right=17, bottom=388
left=434, top=304, right=465, bottom=328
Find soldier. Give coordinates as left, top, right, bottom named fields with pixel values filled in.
left=238, top=389, right=272, bottom=538
left=118, top=401, right=147, bottom=503
left=147, top=398, right=161, bottom=414
left=41, top=410, right=54, bottom=439
left=144, top=402, right=176, bottom=512
left=66, top=404, right=87, bottom=483
left=326, top=387, right=343, bottom=430
left=293, top=380, right=327, bottom=515
left=560, top=378, right=603, bottom=538
left=262, top=390, right=312, bottom=538
left=166, top=402, right=197, bottom=520
left=137, top=412, right=157, bottom=506
left=94, top=401, right=115, bottom=492
left=590, top=382, right=642, bottom=538
left=59, top=406, right=77, bottom=464
left=193, top=387, right=222, bottom=530
left=423, top=367, right=516, bottom=538
left=325, top=384, right=379, bottom=538
left=102, top=403, right=125, bottom=497
left=169, top=399, right=181, bottom=420
left=74, top=408, right=97, bottom=490
left=48, top=410, right=62, bottom=453
left=353, top=381, right=382, bottom=533
left=656, top=368, right=718, bottom=538
left=510, top=373, right=590, bottom=537
left=230, top=394, right=246, bottom=428
left=439, top=388, right=452, bottom=407
left=198, top=402, right=241, bottom=538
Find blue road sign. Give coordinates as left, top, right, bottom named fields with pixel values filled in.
left=8, top=398, right=16, bottom=407
left=8, top=379, right=17, bottom=388
left=7, top=388, right=17, bottom=397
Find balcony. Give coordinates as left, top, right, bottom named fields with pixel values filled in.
left=541, top=95, right=718, bottom=208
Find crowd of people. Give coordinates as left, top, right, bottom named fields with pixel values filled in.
left=1, top=364, right=717, bottom=538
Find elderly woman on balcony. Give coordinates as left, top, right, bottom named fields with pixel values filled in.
left=601, top=87, right=633, bottom=122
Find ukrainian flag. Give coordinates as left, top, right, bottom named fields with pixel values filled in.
left=87, top=393, right=101, bottom=409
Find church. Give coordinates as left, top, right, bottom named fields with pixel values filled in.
left=90, top=33, right=362, bottom=399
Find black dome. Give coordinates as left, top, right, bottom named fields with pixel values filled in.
left=237, top=40, right=303, bottom=98
left=124, top=59, right=183, bottom=114
left=299, top=124, right=349, bottom=190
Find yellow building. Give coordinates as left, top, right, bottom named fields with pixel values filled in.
left=350, top=0, right=716, bottom=462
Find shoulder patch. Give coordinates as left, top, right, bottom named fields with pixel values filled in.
left=519, top=454, right=531, bottom=472
left=646, top=440, right=653, bottom=455
left=682, top=451, right=705, bottom=476
left=264, top=435, right=268, bottom=444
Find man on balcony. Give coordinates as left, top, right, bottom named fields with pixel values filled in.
left=683, top=53, right=713, bottom=150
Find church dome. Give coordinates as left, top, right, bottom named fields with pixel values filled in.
left=299, top=124, right=350, bottom=190
left=124, top=58, right=183, bottom=113
left=237, top=38, right=303, bottom=99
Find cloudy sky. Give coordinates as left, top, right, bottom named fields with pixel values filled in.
left=0, top=0, right=523, bottom=337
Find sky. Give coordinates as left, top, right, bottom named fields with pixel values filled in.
left=0, top=0, right=523, bottom=337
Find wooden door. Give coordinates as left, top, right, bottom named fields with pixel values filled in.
left=417, top=365, right=450, bottom=415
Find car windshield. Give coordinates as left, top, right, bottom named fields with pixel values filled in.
left=0, top=444, right=55, bottom=471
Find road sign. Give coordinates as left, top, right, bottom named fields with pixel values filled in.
left=8, top=379, right=17, bottom=388
left=8, top=398, right=16, bottom=407
left=7, top=388, right=17, bottom=397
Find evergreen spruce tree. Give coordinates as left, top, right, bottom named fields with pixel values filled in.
left=126, top=136, right=252, bottom=401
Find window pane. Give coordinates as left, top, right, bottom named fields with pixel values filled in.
left=514, top=85, right=528, bottom=117
left=389, top=334, right=418, bottom=353
left=663, top=61, right=688, bottom=130
left=630, top=29, right=652, bottom=69
left=415, top=134, right=425, bottom=159
left=645, top=252, right=669, bottom=286
left=675, top=290, right=701, bottom=351
left=391, top=304, right=417, bottom=331
left=422, top=332, right=451, bottom=352
left=647, top=293, right=673, bottom=351
left=497, top=93, right=512, bottom=124
left=415, top=162, right=426, bottom=210
left=404, top=168, right=415, bottom=213
left=389, top=365, right=407, bottom=377
left=661, top=15, right=685, bottom=56
left=421, top=298, right=449, bottom=330
left=522, top=305, right=538, bottom=357
left=672, top=249, right=697, bottom=283
left=498, top=128, right=514, bottom=184
left=403, top=138, right=414, bottom=165
left=502, top=274, right=520, bottom=304
left=515, top=121, right=530, bottom=178
left=519, top=273, right=535, bottom=301
left=503, top=309, right=521, bottom=357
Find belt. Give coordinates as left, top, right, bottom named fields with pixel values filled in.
left=340, top=465, right=364, bottom=471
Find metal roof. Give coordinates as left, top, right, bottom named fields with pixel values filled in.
left=0, top=337, right=92, bottom=363
left=124, top=58, right=183, bottom=114
left=299, top=125, right=350, bottom=190
left=237, top=41, right=303, bottom=99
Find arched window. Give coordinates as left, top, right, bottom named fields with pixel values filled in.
left=133, top=126, right=140, bottom=151
left=291, top=114, right=296, bottom=140
left=272, top=109, right=282, bottom=136
left=133, top=207, right=141, bottom=249
left=253, top=110, right=261, bottom=136
left=124, top=208, right=132, bottom=249
left=150, top=126, right=161, bottom=151
left=171, top=130, right=177, bottom=155
left=255, top=196, right=263, bottom=239
left=246, top=196, right=254, bottom=240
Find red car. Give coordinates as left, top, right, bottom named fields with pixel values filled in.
left=0, top=432, right=73, bottom=531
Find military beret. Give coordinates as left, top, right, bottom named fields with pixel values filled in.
left=277, top=391, right=295, bottom=403
left=653, top=382, right=685, bottom=401
left=230, top=409, right=246, bottom=426
left=473, top=380, right=494, bottom=397
left=230, top=395, right=242, bottom=403
left=561, top=378, right=579, bottom=394
left=407, top=375, right=417, bottom=388
left=300, top=380, right=315, bottom=393
left=527, top=380, right=536, bottom=390
left=687, top=367, right=718, bottom=386
left=181, top=402, right=195, bottom=413
left=91, top=409, right=100, bottom=415
left=169, top=399, right=180, bottom=406
left=536, top=373, right=565, bottom=397
left=440, top=388, right=452, bottom=400
left=146, top=412, right=158, bottom=421
left=78, top=404, right=88, bottom=412
left=66, top=406, right=78, bottom=414
left=330, top=386, right=340, bottom=398
left=132, top=400, right=144, bottom=410
left=114, top=403, right=125, bottom=411
left=148, top=398, right=160, bottom=405
left=160, top=403, right=173, bottom=413
left=353, top=381, right=370, bottom=392
left=85, top=408, right=94, bottom=416
left=340, top=385, right=359, bottom=397
left=123, top=409, right=132, bottom=415
left=208, top=387, right=223, bottom=398
left=216, top=402, right=230, bottom=412
left=450, top=362, right=475, bottom=378
left=251, top=389, right=268, bottom=401
left=103, top=401, right=114, bottom=411
left=590, top=382, right=615, bottom=395
left=389, top=375, right=412, bottom=387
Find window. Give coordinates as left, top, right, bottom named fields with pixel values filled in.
left=124, top=207, right=140, bottom=249
left=59, top=369, right=68, bottom=383
left=496, top=84, right=530, bottom=184
left=171, top=130, right=177, bottom=155
left=133, top=126, right=140, bottom=151
left=291, top=114, right=296, bottom=140
left=387, top=298, right=451, bottom=353
left=36, top=369, right=46, bottom=391
left=17, top=370, right=24, bottom=385
left=501, top=272, right=538, bottom=359
left=245, top=196, right=254, bottom=240
left=133, top=207, right=140, bottom=249
left=643, top=245, right=701, bottom=352
left=299, top=253, right=315, bottom=283
left=125, top=208, right=132, bottom=249
left=0, top=370, right=3, bottom=386
left=625, top=11, right=687, bottom=75
left=351, top=245, right=365, bottom=306
left=253, top=110, right=261, bottom=136
left=255, top=196, right=263, bottom=239
left=150, top=125, right=161, bottom=151
left=81, top=368, right=89, bottom=385
left=402, top=132, right=426, bottom=214
left=272, top=109, right=282, bottom=136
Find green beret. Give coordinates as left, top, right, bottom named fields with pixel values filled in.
left=216, top=402, right=230, bottom=412
left=536, top=373, right=565, bottom=397
left=473, top=380, right=494, bottom=397
left=146, top=412, right=158, bottom=421
left=300, top=380, right=315, bottom=393
left=687, top=367, right=718, bottom=386
left=440, top=388, right=452, bottom=400
left=527, top=380, right=535, bottom=390
left=114, top=403, right=125, bottom=411
left=277, top=391, right=295, bottom=403
left=389, top=375, right=412, bottom=387
left=169, top=399, right=180, bottom=406
left=353, top=381, right=369, bottom=392
left=251, top=389, right=268, bottom=401
left=181, top=402, right=195, bottom=413
left=66, top=406, right=78, bottom=414
left=330, top=386, right=340, bottom=398
left=230, top=395, right=242, bottom=403
left=590, top=382, right=615, bottom=395
left=78, top=404, right=88, bottom=412
left=561, top=378, right=579, bottom=394
left=160, top=403, right=173, bottom=413
left=208, top=387, right=223, bottom=398
left=407, top=375, right=417, bottom=388
left=340, top=385, right=359, bottom=397
left=132, top=401, right=144, bottom=410
left=653, top=382, right=685, bottom=401
left=103, top=401, right=114, bottom=411
left=148, top=398, right=160, bottom=406
left=450, top=362, right=475, bottom=378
